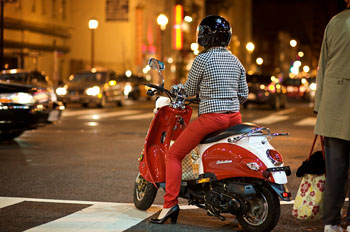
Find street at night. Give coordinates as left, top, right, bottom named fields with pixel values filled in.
left=1, top=99, right=326, bottom=231
left=1, top=0, right=350, bottom=231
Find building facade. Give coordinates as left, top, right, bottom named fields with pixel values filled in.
left=2, top=0, right=252, bottom=87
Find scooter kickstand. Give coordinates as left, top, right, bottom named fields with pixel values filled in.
left=207, top=208, right=226, bottom=221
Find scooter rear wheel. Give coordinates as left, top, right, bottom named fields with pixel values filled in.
left=133, top=172, right=158, bottom=210
left=236, top=183, right=280, bottom=232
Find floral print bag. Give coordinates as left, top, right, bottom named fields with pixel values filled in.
left=292, top=135, right=325, bottom=220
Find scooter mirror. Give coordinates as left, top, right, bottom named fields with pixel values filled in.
left=148, top=58, right=165, bottom=71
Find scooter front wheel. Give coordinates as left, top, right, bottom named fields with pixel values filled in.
left=133, top=172, right=158, bottom=210
left=236, top=183, right=280, bottom=232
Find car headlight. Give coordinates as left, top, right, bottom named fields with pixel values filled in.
left=56, top=87, right=67, bottom=96
left=0, top=92, right=35, bottom=104
left=86, top=86, right=100, bottom=96
left=124, top=83, right=132, bottom=96
left=310, top=83, right=317, bottom=91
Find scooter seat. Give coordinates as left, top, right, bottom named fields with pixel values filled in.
left=200, top=123, right=259, bottom=144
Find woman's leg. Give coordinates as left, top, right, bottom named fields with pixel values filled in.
left=163, top=112, right=241, bottom=208
left=323, top=137, right=350, bottom=225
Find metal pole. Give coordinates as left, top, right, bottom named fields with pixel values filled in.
left=91, top=29, right=94, bottom=69
left=0, top=0, right=4, bottom=71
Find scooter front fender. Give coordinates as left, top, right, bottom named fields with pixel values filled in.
left=139, top=105, right=192, bottom=185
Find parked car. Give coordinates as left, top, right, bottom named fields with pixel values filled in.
left=117, top=75, right=150, bottom=100
left=244, top=74, right=287, bottom=109
left=0, top=69, right=64, bottom=141
left=56, top=69, right=124, bottom=107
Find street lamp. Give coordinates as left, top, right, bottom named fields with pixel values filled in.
left=290, top=39, right=297, bottom=48
left=88, top=18, right=98, bottom=69
left=246, top=42, right=255, bottom=53
left=157, top=14, right=168, bottom=31
left=157, top=14, right=168, bottom=61
left=256, top=57, right=263, bottom=65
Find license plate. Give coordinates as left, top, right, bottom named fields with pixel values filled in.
left=248, top=93, right=256, bottom=100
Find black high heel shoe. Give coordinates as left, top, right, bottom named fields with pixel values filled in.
left=150, top=204, right=180, bottom=224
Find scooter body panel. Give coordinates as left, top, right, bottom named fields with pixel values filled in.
left=139, top=105, right=192, bottom=185
left=198, top=135, right=288, bottom=184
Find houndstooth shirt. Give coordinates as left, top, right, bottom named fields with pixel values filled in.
left=184, top=47, right=248, bottom=115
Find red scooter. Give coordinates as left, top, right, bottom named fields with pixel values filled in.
left=133, top=58, right=291, bottom=232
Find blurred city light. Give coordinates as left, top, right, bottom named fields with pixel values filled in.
left=125, top=70, right=132, bottom=77
left=157, top=14, right=168, bottom=31
left=290, top=39, right=297, bottom=47
left=303, top=65, right=310, bottom=72
left=294, top=60, right=302, bottom=67
left=256, top=57, right=263, bottom=65
left=184, top=16, right=193, bottom=23
left=88, top=18, right=98, bottom=29
left=167, top=57, right=173, bottom=64
left=246, top=42, right=255, bottom=52
left=173, top=5, right=183, bottom=50
left=298, top=51, right=304, bottom=57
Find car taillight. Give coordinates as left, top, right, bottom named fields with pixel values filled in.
left=266, top=149, right=283, bottom=166
left=267, top=83, right=275, bottom=93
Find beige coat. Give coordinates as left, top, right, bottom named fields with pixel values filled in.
left=314, top=9, right=350, bottom=141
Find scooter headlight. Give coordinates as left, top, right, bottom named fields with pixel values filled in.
left=266, top=149, right=283, bottom=166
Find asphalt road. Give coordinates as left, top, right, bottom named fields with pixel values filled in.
left=0, top=98, right=331, bottom=231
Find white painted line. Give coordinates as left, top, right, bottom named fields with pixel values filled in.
left=119, top=112, right=155, bottom=120
left=252, top=115, right=289, bottom=125
left=294, top=117, right=316, bottom=126
left=78, top=110, right=142, bottom=120
left=0, top=196, right=298, bottom=232
left=62, top=109, right=104, bottom=117
left=0, top=197, right=23, bottom=208
left=26, top=204, right=160, bottom=232
left=275, top=108, right=296, bottom=115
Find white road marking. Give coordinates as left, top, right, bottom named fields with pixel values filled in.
left=78, top=110, right=142, bottom=120
left=252, top=115, right=289, bottom=125
left=294, top=117, right=316, bottom=126
left=119, top=112, right=155, bottom=120
left=0, top=195, right=299, bottom=232
left=62, top=109, right=104, bottom=117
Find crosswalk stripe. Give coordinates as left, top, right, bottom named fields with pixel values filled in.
left=78, top=110, right=142, bottom=119
left=62, top=109, right=105, bottom=117
left=119, top=112, right=155, bottom=120
left=294, top=117, right=316, bottom=126
left=252, top=115, right=289, bottom=125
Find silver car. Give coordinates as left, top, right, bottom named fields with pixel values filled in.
left=57, top=70, right=124, bottom=108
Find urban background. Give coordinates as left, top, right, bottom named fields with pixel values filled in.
left=0, top=0, right=346, bottom=88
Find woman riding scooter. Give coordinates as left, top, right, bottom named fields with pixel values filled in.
left=150, top=15, right=249, bottom=224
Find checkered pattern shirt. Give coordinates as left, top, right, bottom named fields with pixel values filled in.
left=184, top=47, right=248, bottom=115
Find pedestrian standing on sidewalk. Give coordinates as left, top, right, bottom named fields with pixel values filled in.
left=314, top=1, right=350, bottom=231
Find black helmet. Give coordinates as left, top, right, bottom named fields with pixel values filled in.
left=197, top=15, right=232, bottom=47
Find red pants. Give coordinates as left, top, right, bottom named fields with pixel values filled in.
left=163, top=112, right=242, bottom=208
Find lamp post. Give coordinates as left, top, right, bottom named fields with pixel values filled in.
left=88, top=18, right=98, bottom=69
left=157, top=14, right=168, bottom=61
left=246, top=42, right=255, bottom=73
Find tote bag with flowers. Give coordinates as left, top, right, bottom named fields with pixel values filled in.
left=292, top=135, right=325, bottom=220
left=292, top=173, right=325, bottom=219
